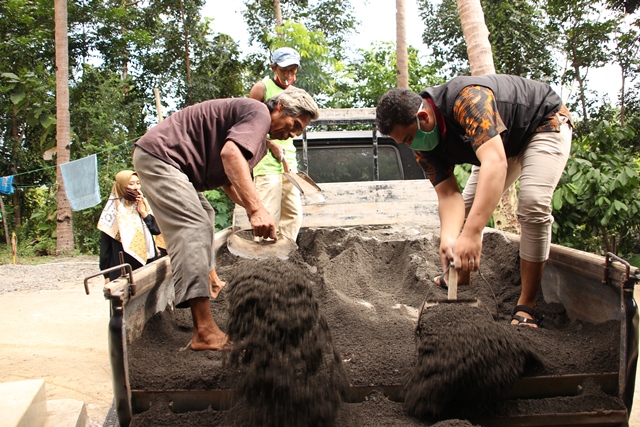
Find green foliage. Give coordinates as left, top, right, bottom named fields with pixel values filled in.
left=243, top=0, right=357, bottom=61
left=419, top=0, right=558, bottom=80
left=454, top=164, right=472, bottom=190
left=419, top=0, right=468, bottom=76
left=485, top=0, right=558, bottom=81
left=615, top=18, right=640, bottom=127
left=241, top=0, right=357, bottom=100
left=19, top=186, right=57, bottom=255
left=328, top=42, right=444, bottom=109
left=0, top=68, right=57, bottom=157
left=544, top=0, right=620, bottom=120
left=553, top=120, right=640, bottom=258
left=187, top=32, right=245, bottom=104
left=0, top=238, right=60, bottom=264
left=72, top=204, right=103, bottom=255
left=0, top=0, right=55, bottom=71
left=622, top=81, right=640, bottom=152
left=202, top=190, right=234, bottom=230
left=69, top=65, right=145, bottom=153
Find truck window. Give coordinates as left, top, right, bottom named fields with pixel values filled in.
left=297, top=145, right=403, bottom=183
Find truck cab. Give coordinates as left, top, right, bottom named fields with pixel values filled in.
left=293, top=130, right=425, bottom=183
left=292, top=107, right=424, bottom=184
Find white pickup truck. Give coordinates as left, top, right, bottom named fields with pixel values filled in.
left=94, top=109, right=640, bottom=427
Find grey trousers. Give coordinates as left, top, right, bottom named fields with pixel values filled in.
left=462, top=118, right=573, bottom=263
left=133, top=148, right=214, bottom=307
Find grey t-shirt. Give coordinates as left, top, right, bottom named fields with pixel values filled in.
left=136, top=98, right=270, bottom=191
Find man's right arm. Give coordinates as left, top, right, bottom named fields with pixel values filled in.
left=249, top=81, right=266, bottom=102
left=434, top=175, right=466, bottom=270
left=220, top=140, right=277, bottom=239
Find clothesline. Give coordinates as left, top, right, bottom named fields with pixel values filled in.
left=2, top=138, right=138, bottom=190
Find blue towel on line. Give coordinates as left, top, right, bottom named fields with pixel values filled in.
left=60, top=154, right=101, bottom=211
left=0, top=175, right=14, bottom=195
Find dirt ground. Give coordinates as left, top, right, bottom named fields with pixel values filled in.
left=1, top=226, right=640, bottom=426
left=0, top=255, right=112, bottom=427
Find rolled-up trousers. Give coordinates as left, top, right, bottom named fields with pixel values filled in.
left=462, top=118, right=572, bottom=263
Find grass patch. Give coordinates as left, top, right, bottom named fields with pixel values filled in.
left=0, top=244, right=91, bottom=266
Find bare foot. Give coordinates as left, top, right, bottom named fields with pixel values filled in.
left=190, top=329, right=231, bottom=351
left=188, top=297, right=232, bottom=351
left=209, top=269, right=226, bottom=299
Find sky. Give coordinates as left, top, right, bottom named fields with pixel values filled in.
left=204, top=0, right=426, bottom=55
left=202, top=0, right=621, bottom=103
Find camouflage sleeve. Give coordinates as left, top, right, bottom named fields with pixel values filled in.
left=414, top=149, right=455, bottom=186
left=452, top=85, right=506, bottom=151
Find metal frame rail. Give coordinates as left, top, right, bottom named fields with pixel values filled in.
left=302, top=108, right=380, bottom=180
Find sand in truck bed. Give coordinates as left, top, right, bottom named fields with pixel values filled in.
left=128, top=226, right=624, bottom=426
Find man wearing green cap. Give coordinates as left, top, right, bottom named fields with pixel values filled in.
left=249, top=47, right=304, bottom=243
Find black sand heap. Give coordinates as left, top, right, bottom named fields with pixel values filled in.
left=405, top=303, right=541, bottom=419
left=224, top=258, right=348, bottom=427
left=128, top=226, right=625, bottom=426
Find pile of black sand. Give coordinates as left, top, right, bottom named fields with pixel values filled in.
left=223, top=258, right=348, bottom=427
left=431, top=420, right=482, bottom=427
left=404, top=303, right=541, bottom=419
left=127, top=226, right=624, bottom=426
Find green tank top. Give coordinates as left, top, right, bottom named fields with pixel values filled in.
left=253, top=78, right=298, bottom=176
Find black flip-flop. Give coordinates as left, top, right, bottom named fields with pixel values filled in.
left=511, top=305, right=543, bottom=327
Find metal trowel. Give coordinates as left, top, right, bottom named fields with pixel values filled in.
left=282, top=158, right=325, bottom=205
left=227, top=229, right=297, bottom=260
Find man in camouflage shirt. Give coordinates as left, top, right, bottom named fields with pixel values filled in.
left=376, top=75, right=573, bottom=328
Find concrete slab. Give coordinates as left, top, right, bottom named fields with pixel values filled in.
left=45, top=399, right=88, bottom=427
left=0, top=379, right=47, bottom=427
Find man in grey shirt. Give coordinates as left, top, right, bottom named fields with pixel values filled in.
left=134, top=87, right=319, bottom=351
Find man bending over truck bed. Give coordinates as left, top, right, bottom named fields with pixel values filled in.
left=376, top=75, right=573, bottom=329
left=133, top=88, right=319, bottom=351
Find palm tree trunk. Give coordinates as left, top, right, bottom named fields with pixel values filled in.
left=179, top=0, right=192, bottom=104
left=456, top=0, right=495, bottom=75
left=54, top=0, right=74, bottom=254
left=273, top=0, right=283, bottom=27
left=456, top=0, right=519, bottom=233
left=396, top=0, right=409, bottom=88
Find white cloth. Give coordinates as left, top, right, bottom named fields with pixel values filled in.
left=60, top=154, right=101, bottom=211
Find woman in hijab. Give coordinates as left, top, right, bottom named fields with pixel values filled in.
left=97, top=170, right=164, bottom=283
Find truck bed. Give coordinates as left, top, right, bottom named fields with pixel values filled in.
left=100, top=180, right=639, bottom=427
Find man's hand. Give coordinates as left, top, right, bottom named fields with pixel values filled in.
left=453, top=134, right=507, bottom=272
left=249, top=205, right=278, bottom=240
left=267, top=139, right=285, bottom=162
left=434, top=175, right=466, bottom=272
left=438, top=236, right=456, bottom=273
left=220, top=140, right=278, bottom=239
left=452, top=230, right=482, bottom=271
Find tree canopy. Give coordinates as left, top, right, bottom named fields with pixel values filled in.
left=0, top=0, right=639, bottom=263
